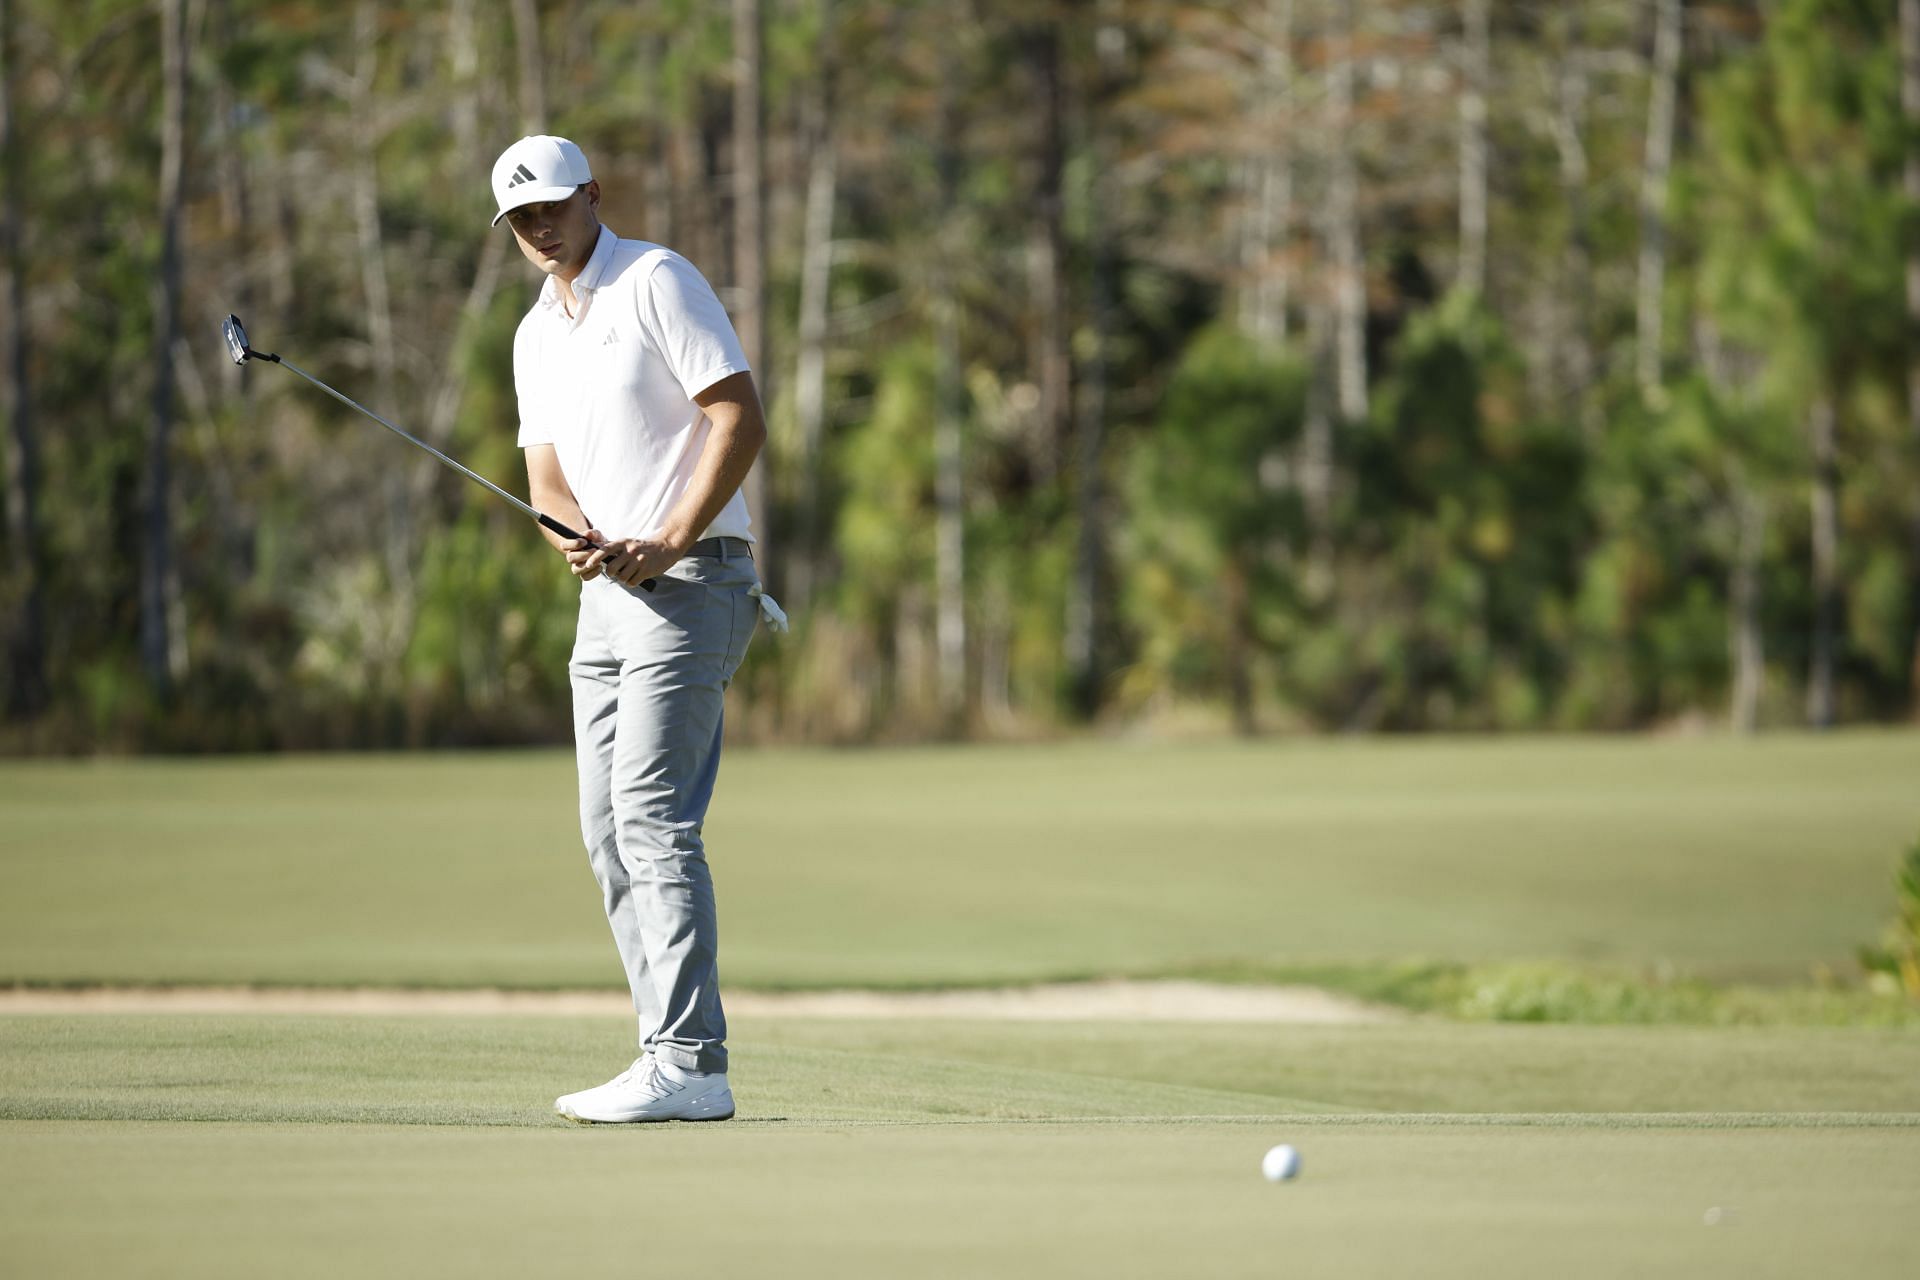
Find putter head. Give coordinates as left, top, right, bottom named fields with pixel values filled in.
left=222, top=314, right=252, bottom=365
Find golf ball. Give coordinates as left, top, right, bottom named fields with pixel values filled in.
left=1261, top=1144, right=1301, bottom=1182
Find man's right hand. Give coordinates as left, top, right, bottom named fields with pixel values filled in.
left=565, top=530, right=617, bottom=581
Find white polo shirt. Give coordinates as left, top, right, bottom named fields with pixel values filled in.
left=514, top=226, right=753, bottom=543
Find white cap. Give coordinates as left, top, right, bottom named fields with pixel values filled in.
left=490, top=135, right=593, bottom=226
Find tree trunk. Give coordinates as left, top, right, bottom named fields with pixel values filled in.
left=509, top=0, right=545, bottom=128
left=351, top=2, right=408, bottom=615
left=1729, top=482, right=1764, bottom=733
left=1066, top=6, right=1125, bottom=717
left=1901, top=0, right=1920, bottom=717
left=351, top=5, right=395, bottom=411
left=732, top=0, right=769, bottom=576
left=1457, top=0, right=1490, bottom=297
left=208, top=0, right=251, bottom=326
left=1552, top=11, right=1597, bottom=438
left=0, top=0, right=46, bottom=717
left=203, top=0, right=258, bottom=592
left=1024, top=19, right=1071, bottom=484
left=1807, top=393, right=1839, bottom=729
left=1242, top=0, right=1293, bottom=344
left=1328, top=0, right=1367, bottom=423
left=641, top=33, right=673, bottom=242
left=1698, top=316, right=1764, bottom=733
left=1636, top=0, right=1683, bottom=404
left=1224, top=552, right=1256, bottom=736
left=672, top=97, right=716, bottom=276
left=790, top=0, right=837, bottom=618
left=933, top=297, right=967, bottom=730
left=1299, top=294, right=1336, bottom=593
left=447, top=0, right=478, bottom=159
left=141, top=0, right=188, bottom=696
left=932, top=55, right=967, bottom=729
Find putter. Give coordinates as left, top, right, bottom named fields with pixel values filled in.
left=222, top=314, right=653, bottom=591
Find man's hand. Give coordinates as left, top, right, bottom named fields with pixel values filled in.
left=569, top=531, right=687, bottom=587
left=563, top=531, right=613, bottom=581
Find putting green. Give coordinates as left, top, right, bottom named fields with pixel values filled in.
left=2, top=1121, right=1913, bottom=1279
left=2, top=731, right=1917, bottom=989
left=1, top=1013, right=1916, bottom=1278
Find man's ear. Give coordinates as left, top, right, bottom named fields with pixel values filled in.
left=586, top=179, right=601, bottom=212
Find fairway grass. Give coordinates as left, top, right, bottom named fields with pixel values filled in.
left=2, top=1014, right=1916, bottom=1278
left=3, top=731, right=1919, bottom=990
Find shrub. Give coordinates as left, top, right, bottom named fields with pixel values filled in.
left=1859, top=837, right=1920, bottom=999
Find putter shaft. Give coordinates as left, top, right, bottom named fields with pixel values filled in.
left=225, top=315, right=652, bottom=590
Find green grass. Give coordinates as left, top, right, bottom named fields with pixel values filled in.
left=2, top=1014, right=1916, bottom=1278
left=6, top=1014, right=1918, bottom=1124
left=4, top=732, right=1918, bottom=1277
left=3, top=731, right=1918, bottom=990
left=1186, top=959, right=1920, bottom=1026
left=2, top=1121, right=1913, bottom=1278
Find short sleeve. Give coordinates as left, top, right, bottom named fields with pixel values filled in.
left=513, top=321, right=553, bottom=448
left=635, top=253, right=751, bottom=400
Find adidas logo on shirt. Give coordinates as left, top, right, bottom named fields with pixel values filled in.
left=506, top=163, right=537, bottom=189
left=602, top=328, right=619, bottom=346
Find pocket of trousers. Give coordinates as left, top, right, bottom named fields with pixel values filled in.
left=720, top=582, right=758, bottom=681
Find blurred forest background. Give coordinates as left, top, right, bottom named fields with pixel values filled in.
left=3, top=0, right=1919, bottom=750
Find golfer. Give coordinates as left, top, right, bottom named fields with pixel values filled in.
left=492, top=134, right=782, bottom=1123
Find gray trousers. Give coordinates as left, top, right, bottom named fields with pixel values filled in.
left=569, top=541, right=760, bottom=1074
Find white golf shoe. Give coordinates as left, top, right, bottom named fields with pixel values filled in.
left=554, top=1055, right=735, bottom=1124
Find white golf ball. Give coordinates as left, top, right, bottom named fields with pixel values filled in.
left=1261, top=1144, right=1301, bottom=1182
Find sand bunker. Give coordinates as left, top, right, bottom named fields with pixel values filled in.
left=0, top=979, right=1398, bottom=1024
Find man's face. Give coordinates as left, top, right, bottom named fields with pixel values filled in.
left=505, top=181, right=601, bottom=281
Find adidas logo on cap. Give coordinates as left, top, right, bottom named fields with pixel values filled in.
left=506, top=163, right=537, bottom=189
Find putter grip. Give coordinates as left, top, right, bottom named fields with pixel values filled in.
left=537, top=513, right=657, bottom=593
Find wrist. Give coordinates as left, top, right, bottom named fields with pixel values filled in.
left=656, top=523, right=699, bottom=556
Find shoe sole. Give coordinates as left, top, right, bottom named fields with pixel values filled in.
left=555, top=1092, right=736, bottom=1125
